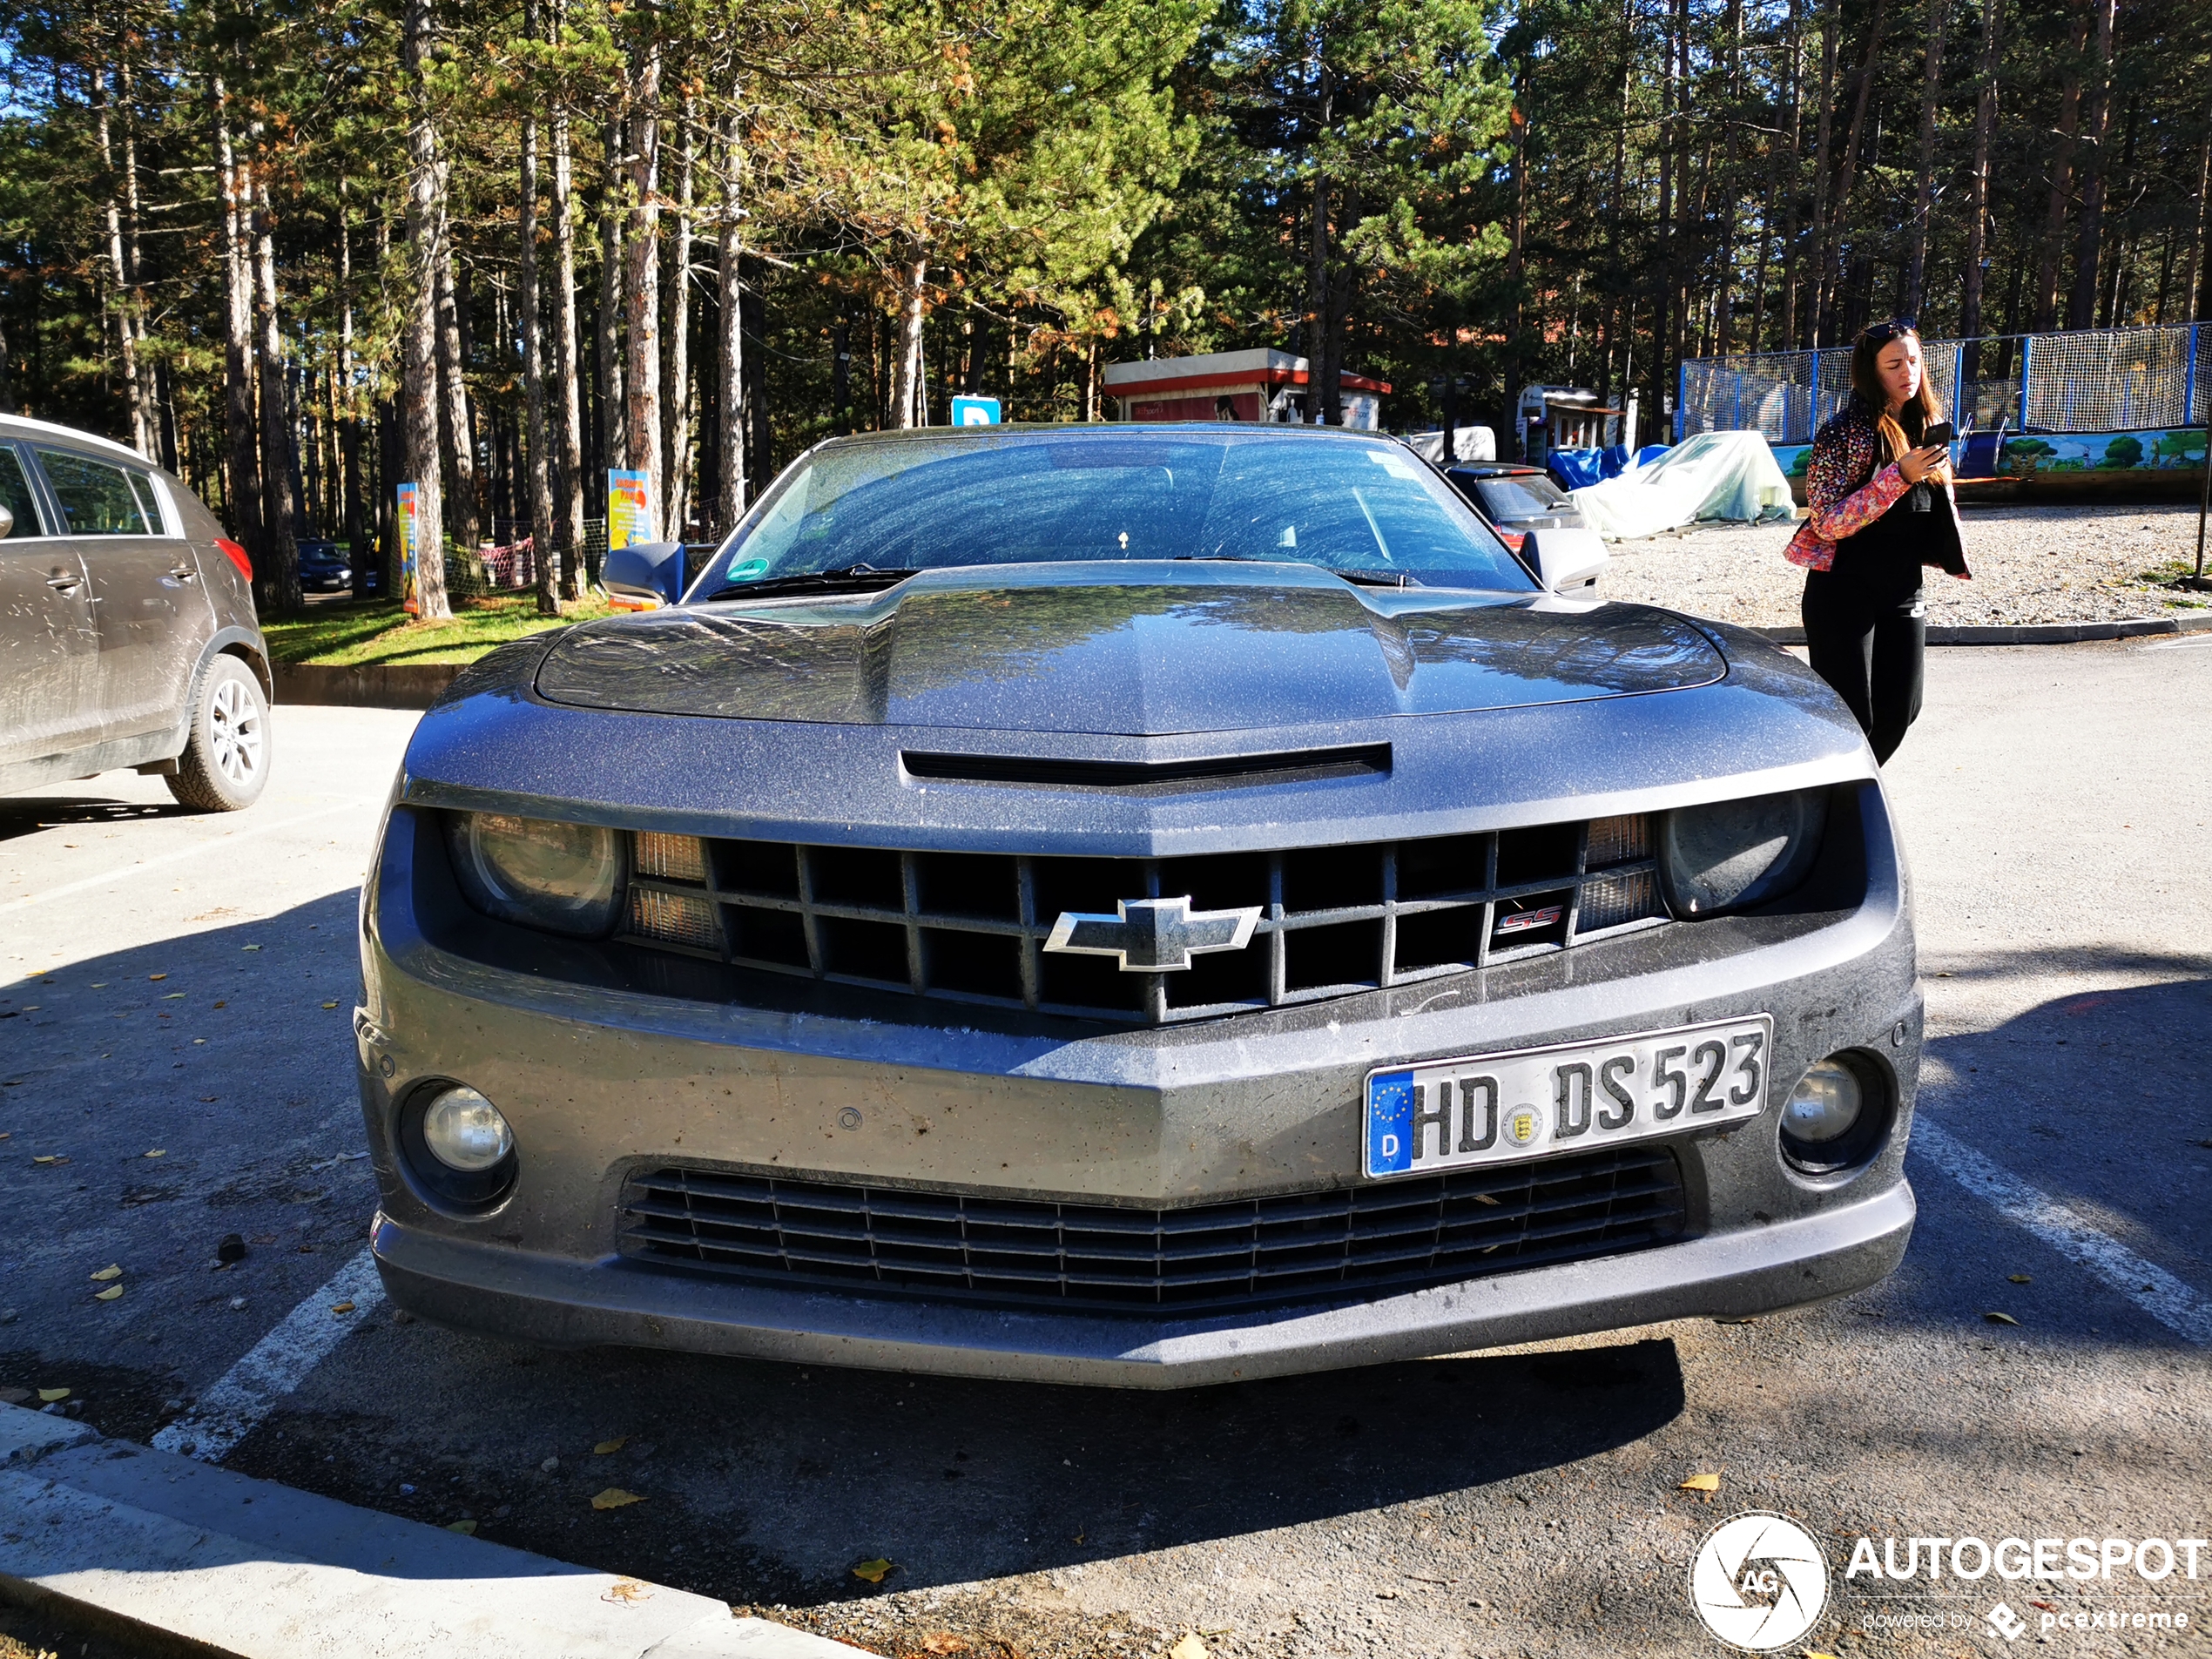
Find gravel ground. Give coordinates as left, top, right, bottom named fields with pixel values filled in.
left=1598, top=500, right=2212, bottom=627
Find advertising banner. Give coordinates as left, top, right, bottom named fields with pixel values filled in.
left=395, top=482, right=421, bottom=616
left=608, top=469, right=654, bottom=551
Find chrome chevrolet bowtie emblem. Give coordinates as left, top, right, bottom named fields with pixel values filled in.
left=1043, top=896, right=1263, bottom=973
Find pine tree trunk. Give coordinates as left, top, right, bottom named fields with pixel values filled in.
left=2064, top=0, right=2117, bottom=329
left=1802, top=0, right=1838, bottom=347
left=338, top=191, right=368, bottom=597
left=521, top=0, right=558, bottom=617
left=1902, top=0, right=1946, bottom=318
left=663, top=95, right=695, bottom=541
left=550, top=44, right=585, bottom=597
left=624, top=30, right=663, bottom=542
left=2033, top=0, right=2090, bottom=331
left=401, top=0, right=449, bottom=621
left=1306, top=59, right=1332, bottom=424
left=213, top=79, right=264, bottom=564
left=891, top=258, right=927, bottom=428
left=119, top=54, right=159, bottom=464
left=1715, top=0, right=1743, bottom=359
left=2180, top=114, right=2210, bottom=326
left=95, top=71, right=148, bottom=457
left=252, top=171, right=302, bottom=617
left=1815, top=0, right=1891, bottom=344
left=1959, top=0, right=2001, bottom=373
left=433, top=233, right=479, bottom=556
left=715, top=104, right=748, bottom=529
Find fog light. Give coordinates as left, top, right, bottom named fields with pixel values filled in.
left=421, top=1085, right=513, bottom=1171
left=1784, top=1061, right=1863, bottom=1143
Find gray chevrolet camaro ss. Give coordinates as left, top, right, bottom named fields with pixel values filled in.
left=356, top=423, right=1919, bottom=1387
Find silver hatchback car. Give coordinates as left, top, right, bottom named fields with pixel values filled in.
left=357, top=425, right=1918, bottom=1386
left=0, top=414, right=272, bottom=810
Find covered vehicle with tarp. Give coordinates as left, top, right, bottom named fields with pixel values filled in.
left=1567, top=431, right=1797, bottom=540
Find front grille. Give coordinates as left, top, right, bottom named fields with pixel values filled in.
left=616, top=814, right=1668, bottom=1024
left=618, top=1145, right=1688, bottom=1313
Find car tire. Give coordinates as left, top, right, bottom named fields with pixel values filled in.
left=166, top=654, right=271, bottom=813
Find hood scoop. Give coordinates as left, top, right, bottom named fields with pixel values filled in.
left=533, top=563, right=1724, bottom=734
left=900, top=742, right=1391, bottom=794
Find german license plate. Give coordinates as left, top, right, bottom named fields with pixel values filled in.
left=1363, top=1015, right=1773, bottom=1179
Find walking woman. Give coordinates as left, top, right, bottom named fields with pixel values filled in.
left=1784, top=318, right=1972, bottom=763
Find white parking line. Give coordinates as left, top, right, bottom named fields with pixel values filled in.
left=0, top=799, right=371, bottom=918
left=1912, top=1118, right=2212, bottom=1345
left=152, top=1248, right=386, bottom=1463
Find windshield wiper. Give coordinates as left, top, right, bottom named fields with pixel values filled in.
left=703, top=563, right=920, bottom=602
left=1333, top=569, right=1416, bottom=588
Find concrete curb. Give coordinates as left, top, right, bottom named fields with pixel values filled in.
left=0, top=1404, right=865, bottom=1659
left=273, top=662, right=461, bottom=709
left=1755, top=610, right=2212, bottom=648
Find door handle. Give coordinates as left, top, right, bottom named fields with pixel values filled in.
left=170, top=564, right=199, bottom=581
left=47, top=574, right=82, bottom=591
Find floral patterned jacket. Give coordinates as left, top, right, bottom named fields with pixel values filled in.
left=1784, top=399, right=1971, bottom=577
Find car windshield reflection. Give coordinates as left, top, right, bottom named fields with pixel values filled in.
left=692, top=428, right=1535, bottom=599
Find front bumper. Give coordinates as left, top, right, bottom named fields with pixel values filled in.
left=359, top=779, right=1921, bottom=1386
left=370, top=1180, right=1912, bottom=1388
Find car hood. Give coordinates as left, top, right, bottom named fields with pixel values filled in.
left=533, top=561, right=1724, bottom=736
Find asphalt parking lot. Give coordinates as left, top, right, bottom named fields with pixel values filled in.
left=4, top=643, right=2209, bottom=1658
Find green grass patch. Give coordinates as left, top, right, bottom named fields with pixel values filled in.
left=262, top=592, right=617, bottom=668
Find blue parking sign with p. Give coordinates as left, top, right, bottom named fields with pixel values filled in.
left=951, top=395, right=1001, bottom=427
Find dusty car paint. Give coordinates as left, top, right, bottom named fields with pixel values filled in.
left=358, top=425, right=1919, bottom=1386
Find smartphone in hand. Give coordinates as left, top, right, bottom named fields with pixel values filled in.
left=1922, top=421, right=1957, bottom=446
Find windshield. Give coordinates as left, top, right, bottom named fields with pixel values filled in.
left=1474, top=476, right=1568, bottom=517
left=689, top=428, right=1535, bottom=597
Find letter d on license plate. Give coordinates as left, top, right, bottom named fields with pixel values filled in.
left=1364, top=1015, right=1772, bottom=1178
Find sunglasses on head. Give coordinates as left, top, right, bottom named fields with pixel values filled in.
left=1863, top=316, right=1918, bottom=345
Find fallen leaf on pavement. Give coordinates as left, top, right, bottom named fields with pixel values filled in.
left=1170, top=1635, right=1211, bottom=1659
left=446, top=1520, right=477, bottom=1535
left=1985, top=1311, right=2020, bottom=1325
left=32, top=1155, right=67, bottom=1165
left=850, top=1558, right=894, bottom=1584
left=149, top=974, right=167, bottom=981
left=921, top=1635, right=970, bottom=1654
left=591, top=1488, right=644, bottom=1510
left=90, top=1265, right=122, bottom=1281
left=94, top=1285, right=124, bottom=1301
left=1679, top=1473, right=1723, bottom=1495
left=145, top=1150, right=165, bottom=1157
left=37, top=1387, right=70, bottom=1403
left=212, top=1001, right=226, bottom=1008
left=241, top=945, right=261, bottom=952
left=602, top=1578, right=651, bottom=1604
left=330, top=1301, right=356, bottom=1315
left=2008, top=1274, right=2031, bottom=1284
left=321, top=1001, right=339, bottom=1010
left=594, top=1436, right=630, bottom=1454
left=164, top=992, right=185, bottom=1000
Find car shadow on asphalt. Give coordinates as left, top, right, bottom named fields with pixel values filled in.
left=0, top=794, right=200, bottom=844
left=1917, top=973, right=2211, bottom=1271
left=235, top=1328, right=1684, bottom=1605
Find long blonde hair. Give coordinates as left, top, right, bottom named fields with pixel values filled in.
left=1851, top=321, right=1946, bottom=462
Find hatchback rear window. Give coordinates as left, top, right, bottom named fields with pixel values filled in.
left=1475, top=477, right=1568, bottom=518
left=37, top=447, right=153, bottom=536
left=0, top=446, right=45, bottom=536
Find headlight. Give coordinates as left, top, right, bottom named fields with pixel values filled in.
left=1658, top=790, right=1826, bottom=918
left=445, top=812, right=624, bottom=937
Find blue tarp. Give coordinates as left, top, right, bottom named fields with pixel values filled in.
left=1548, top=448, right=1608, bottom=489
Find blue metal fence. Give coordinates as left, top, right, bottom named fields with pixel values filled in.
left=1678, top=323, right=2210, bottom=445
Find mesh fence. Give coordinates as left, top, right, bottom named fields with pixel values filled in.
left=431, top=518, right=610, bottom=603
left=1683, top=322, right=2206, bottom=443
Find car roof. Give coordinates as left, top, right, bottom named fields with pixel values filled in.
left=813, top=421, right=1398, bottom=448
left=1446, top=463, right=1548, bottom=478
left=0, top=412, right=158, bottom=468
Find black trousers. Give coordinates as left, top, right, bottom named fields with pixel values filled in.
left=1801, top=571, right=1925, bottom=764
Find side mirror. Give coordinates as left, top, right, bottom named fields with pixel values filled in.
left=1524, top=526, right=1608, bottom=593
left=602, top=540, right=685, bottom=609
left=0, top=502, right=13, bottom=540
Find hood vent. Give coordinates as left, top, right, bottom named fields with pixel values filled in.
left=900, top=742, right=1391, bottom=795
